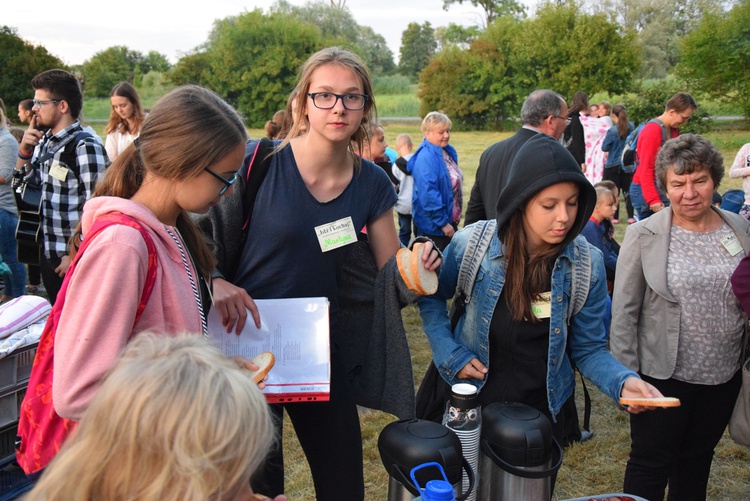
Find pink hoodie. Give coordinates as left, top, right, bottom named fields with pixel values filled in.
left=53, top=196, right=204, bottom=420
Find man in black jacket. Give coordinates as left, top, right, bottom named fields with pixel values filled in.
left=464, top=90, right=569, bottom=225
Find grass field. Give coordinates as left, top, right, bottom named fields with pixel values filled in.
left=78, top=119, right=750, bottom=500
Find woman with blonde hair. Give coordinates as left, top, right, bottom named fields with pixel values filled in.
left=104, top=81, right=146, bottom=160
left=26, top=332, right=284, bottom=501
left=409, top=111, right=463, bottom=251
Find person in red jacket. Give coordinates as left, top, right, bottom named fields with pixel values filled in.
left=630, top=92, right=697, bottom=220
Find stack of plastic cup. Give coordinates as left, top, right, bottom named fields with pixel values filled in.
left=442, top=383, right=481, bottom=501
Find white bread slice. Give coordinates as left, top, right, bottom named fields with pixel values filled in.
left=410, top=242, right=438, bottom=295
left=396, top=248, right=418, bottom=292
left=249, top=351, right=276, bottom=384
left=619, top=396, right=681, bottom=408
left=412, top=243, right=438, bottom=295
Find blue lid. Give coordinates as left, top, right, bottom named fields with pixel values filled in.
left=422, top=479, right=455, bottom=500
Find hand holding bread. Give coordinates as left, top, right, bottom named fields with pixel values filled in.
left=249, top=352, right=276, bottom=384
left=397, top=242, right=439, bottom=295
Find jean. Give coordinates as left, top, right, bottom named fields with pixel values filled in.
left=630, top=182, right=669, bottom=221
left=396, top=212, right=414, bottom=247
left=0, top=209, right=27, bottom=297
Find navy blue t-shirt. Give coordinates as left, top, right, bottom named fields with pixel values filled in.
left=234, top=145, right=397, bottom=320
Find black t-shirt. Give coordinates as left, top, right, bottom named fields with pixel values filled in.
left=478, top=288, right=550, bottom=412
left=234, top=145, right=397, bottom=327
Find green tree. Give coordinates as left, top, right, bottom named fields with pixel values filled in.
left=418, top=4, right=640, bottom=129
left=140, top=51, right=172, bottom=74
left=442, top=0, right=526, bottom=25
left=82, top=46, right=143, bottom=97
left=676, top=0, right=750, bottom=118
left=167, top=51, right=213, bottom=87
left=398, top=22, right=437, bottom=80
left=434, top=23, right=482, bottom=50
left=271, top=0, right=395, bottom=74
left=202, top=10, right=321, bottom=127
left=0, top=26, right=67, bottom=108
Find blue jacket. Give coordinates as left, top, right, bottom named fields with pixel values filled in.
left=580, top=219, right=618, bottom=273
left=418, top=224, right=638, bottom=420
left=601, top=122, right=634, bottom=168
left=408, top=139, right=458, bottom=235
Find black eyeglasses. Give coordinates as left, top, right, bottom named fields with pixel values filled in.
left=205, top=169, right=240, bottom=195
left=307, top=92, right=368, bottom=110
left=32, top=99, right=60, bottom=108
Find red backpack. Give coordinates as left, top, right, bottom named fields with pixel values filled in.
left=15, top=213, right=158, bottom=474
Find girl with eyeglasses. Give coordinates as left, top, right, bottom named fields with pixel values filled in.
left=200, top=47, right=441, bottom=500
left=33, top=85, right=254, bottom=430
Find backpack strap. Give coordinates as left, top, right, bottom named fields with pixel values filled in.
left=242, top=138, right=275, bottom=232
left=649, top=118, right=668, bottom=144
left=450, top=220, right=496, bottom=330
left=34, top=131, right=94, bottom=167
left=74, top=214, right=158, bottom=322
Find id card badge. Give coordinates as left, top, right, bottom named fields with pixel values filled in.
left=315, top=216, right=358, bottom=252
left=531, top=291, right=552, bottom=319
left=720, top=233, right=743, bottom=257
left=48, top=161, right=69, bottom=181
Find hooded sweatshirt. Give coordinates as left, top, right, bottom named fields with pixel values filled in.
left=53, top=196, right=204, bottom=420
left=495, top=133, right=596, bottom=244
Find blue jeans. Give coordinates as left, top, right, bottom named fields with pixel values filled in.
left=396, top=212, right=413, bottom=247
left=0, top=209, right=27, bottom=297
left=630, top=182, right=669, bottom=221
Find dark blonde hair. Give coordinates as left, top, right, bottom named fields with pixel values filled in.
left=89, top=85, right=247, bottom=276
left=278, top=47, right=376, bottom=166
left=612, top=104, right=629, bottom=139
left=27, top=332, right=274, bottom=501
left=105, top=82, right=146, bottom=135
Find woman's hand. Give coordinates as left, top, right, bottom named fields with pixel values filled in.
left=619, top=376, right=664, bottom=414
left=418, top=240, right=442, bottom=271
left=457, top=357, right=488, bottom=380
left=212, top=278, right=261, bottom=333
left=442, top=223, right=455, bottom=238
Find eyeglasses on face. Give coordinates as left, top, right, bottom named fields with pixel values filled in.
left=32, top=99, right=60, bottom=108
left=205, top=169, right=240, bottom=195
left=307, top=92, right=368, bottom=110
left=552, top=115, right=571, bottom=125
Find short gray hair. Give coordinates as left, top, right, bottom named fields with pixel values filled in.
left=521, top=90, right=565, bottom=127
left=421, top=111, right=452, bottom=134
left=655, top=134, right=723, bottom=191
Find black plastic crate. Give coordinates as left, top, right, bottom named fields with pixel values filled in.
left=0, top=345, right=36, bottom=393
left=0, top=460, right=32, bottom=501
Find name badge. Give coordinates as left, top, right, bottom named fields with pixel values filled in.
left=531, top=291, right=552, bottom=319
left=315, top=216, right=357, bottom=253
left=720, top=233, right=743, bottom=256
left=49, top=161, right=69, bottom=181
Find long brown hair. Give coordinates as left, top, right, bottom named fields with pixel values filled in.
left=78, top=85, right=246, bottom=277
left=278, top=47, right=377, bottom=167
left=502, top=210, right=567, bottom=322
left=612, top=104, right=629, bottom=139
left=105, top=82, right=146, bottom=135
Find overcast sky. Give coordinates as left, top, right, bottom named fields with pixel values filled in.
left=5, top=0, right=532, bottom=67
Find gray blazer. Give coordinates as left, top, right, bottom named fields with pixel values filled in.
left=610, top=206, right=750, bottom=378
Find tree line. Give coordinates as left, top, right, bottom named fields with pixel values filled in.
left=1, top=0, right=748, bottom=129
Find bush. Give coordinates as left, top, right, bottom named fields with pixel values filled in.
left=373, top=74, right=413, bottom=95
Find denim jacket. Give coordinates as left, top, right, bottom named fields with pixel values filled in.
left=418, top=224, right=638, bottom=419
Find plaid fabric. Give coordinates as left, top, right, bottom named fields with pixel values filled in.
left=30, top=122, right=108, bottom=259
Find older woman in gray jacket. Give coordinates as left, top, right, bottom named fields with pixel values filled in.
left=611, top=134, right=750, bottom=501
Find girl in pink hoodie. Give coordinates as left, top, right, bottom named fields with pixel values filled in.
left=52, top=85, right=252, bottom=421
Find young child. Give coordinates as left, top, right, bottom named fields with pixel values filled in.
left=26, top=333, right=284, bottom=501
left=392, top=133, right=414, bottom=246
left=581, top=185, right=620, bottom=285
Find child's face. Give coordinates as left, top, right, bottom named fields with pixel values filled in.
left=369, top=127, right=387, bottom=159
left=598, top=196, right=618, bottom=220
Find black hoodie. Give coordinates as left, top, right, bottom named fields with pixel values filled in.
left=495, top=133, right=596, bottom=250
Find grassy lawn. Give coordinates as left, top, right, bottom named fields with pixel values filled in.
left=80, top=119, right=750, bottom=500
